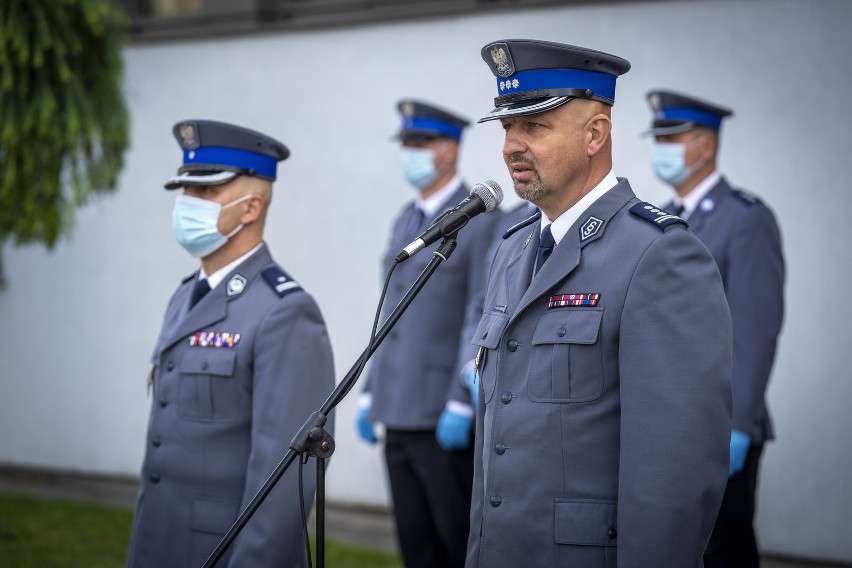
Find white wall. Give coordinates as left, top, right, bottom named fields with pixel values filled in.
left=1, top=0, right=850, bottom=561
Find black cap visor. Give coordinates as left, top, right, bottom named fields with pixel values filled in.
left=479, top=96, right=572, bottom=123
left=392, top=128, right=453, bottom=143
left=164, top=168, right=240, bottom=190
left=643, top=119, right=699, bottom=137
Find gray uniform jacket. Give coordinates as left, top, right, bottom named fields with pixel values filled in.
left=127, top=243, right=335, bottom=568
left=364, top=182, right=499, bottom=428
left=466, top=179, right=732, bottom=567
left=457, top=202, right=538, bottom=368
left=664, top=177, right=784, bottom=443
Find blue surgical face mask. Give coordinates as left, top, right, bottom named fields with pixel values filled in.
left=172, top=193, right=251, bottom=258
left=651, top=136, right=709, bottom=188
left=400, top=148, right=438, bottom=189
left=651, top=142, right=693, bottom=187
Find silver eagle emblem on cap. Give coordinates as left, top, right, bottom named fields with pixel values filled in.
left=179, top=122, right=199, bottom=150
left=401, top=102, right=415, bottom=117
left=649, top=93, right=664, bottom=118
left=489, top=44, right=515, bottom=78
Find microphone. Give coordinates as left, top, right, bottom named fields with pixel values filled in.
left=396, top=180, right=503, bottom=262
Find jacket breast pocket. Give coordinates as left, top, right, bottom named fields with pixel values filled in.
left=529, top=309, right=603, bottom=403
left=178, top=349, right=238, bottom=422
left=471, top=312, right=510, bottom=404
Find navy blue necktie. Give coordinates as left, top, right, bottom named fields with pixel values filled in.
left=407, top=207, right=426, bottom=239
left=671, top=203, right=684, bottom=217
left=534, top=225, right=555, bottom=276
left=189, top=278, right=210, bottom=309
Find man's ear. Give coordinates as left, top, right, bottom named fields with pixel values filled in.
left=700, top=133, right=719, bottom=161
left=238, top=193, right=265, bottom=224
left=587, top=114, right=612, bottom=157
left=438, top=140, right=460, bottom=166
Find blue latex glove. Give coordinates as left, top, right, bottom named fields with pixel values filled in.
left=356, top=406, right=377, bottom=445
left=436, top=407, right=473, bottom=451
left=465, top=367, right=479, bottom=410
left=729, top=429, right=751, bottom=478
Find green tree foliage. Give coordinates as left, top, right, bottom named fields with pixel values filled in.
left=0, top=0, right=129, bottom=248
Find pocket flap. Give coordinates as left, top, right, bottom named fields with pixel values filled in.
left=532, top=309, right=602, bottom=345
left=179, top=349, right=236, bottom=376
left=471, top=312, right=510, bottom=350
left=554, top=498, right=617, bottom=546
left=191, top=497, right=239, bottom=535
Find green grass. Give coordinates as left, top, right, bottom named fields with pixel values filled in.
left=0, top=492, right=132, bottom=567
left=0, top=492, right=402, bottom=567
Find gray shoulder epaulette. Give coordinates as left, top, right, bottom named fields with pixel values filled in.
left=261, top=266, right=302, bottom=298
left=503, top=210, right=542, bottom=239
left=629, top=202, right=688, bottom=230
left=732, top=189, right=761, bottom=205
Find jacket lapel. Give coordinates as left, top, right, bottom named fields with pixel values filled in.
left=512, top=179, right=635, bottom=321
left=504, top=224, right=538, bottom=313
left=397, top=183, right=469, bottom=247
left=684, top=177, right=730, bottom=236
left=159, top=243, right=273, bottom=351
left=428, top=183, right=468, bottom=224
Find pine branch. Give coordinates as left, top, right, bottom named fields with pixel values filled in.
left=0, top=0, right=130, bottom=248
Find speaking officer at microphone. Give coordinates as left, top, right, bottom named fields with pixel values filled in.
left=466, top=40, right=733, bottom=567
left=646, top=90, right=785, bottom=568
left=355, top=100, right=499, bottom=568
left=126, top=120, right=335, bottom=568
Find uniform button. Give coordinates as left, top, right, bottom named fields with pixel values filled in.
left=159, top=400, right=168, bottom=408
left=608, top=526, right=617, bottom=539
left=166, top=361, right=175, bottom=371
left=150, top=473, right=161, bottom=484
left=152, top=436, right=162, bottom=447
left=557, top=325, right=567, bottom=337
left=506, top=339, right=518, bottom=352
left=500, top=391, right=513, bottom=404
left=494, top=442, right=506, bottom=455
left=489, top=494, right=502, bottom=507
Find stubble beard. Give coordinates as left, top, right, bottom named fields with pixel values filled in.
left=508, top=156, right=548, bottom=202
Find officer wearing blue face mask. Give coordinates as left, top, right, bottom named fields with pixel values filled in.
left=127, top=120, right=335, bottom=568
left=646, top=90, right=786, bottom=568
left=355, top=100, right=499, bottom=568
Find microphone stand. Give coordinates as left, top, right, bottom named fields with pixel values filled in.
left=202, top=234, right=459, bottom=568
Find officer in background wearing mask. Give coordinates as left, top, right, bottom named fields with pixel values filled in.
left=127, top=120, right=335, bottom=568
left=646, top=90, right=785, bottom=568
left=355, top=100, right=499, bottom=568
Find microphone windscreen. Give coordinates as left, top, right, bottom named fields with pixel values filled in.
left=471, top=180, right=504, bottom=212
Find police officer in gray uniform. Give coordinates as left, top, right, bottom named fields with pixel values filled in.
left=646, top=90, right=785, bottom=567
left=466, top=39, right=733, bottom=567
left=355, top=100, right=498, bottom=568
left=127, top=120, right=335, bottom=568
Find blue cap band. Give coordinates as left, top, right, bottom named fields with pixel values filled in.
left=183, top=146, right=279, bottom=179
left=661, top=107, right=723, bottom=130
left=402, top=117, right=463, bottom=140
left=496, top=68, right=618, bottom=103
